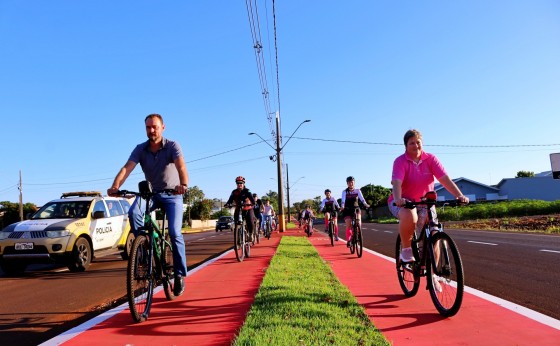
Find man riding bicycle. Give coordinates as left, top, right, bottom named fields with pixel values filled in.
left=319, top=189, right=341, bottom=241
left=262, top=199, right=275, bottom=234
left=108, top=113, right=188, bottom=297
left=224, top=176, right=256, bottom=238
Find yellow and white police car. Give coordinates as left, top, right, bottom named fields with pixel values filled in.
left=0, top=191, right=133, bottom=275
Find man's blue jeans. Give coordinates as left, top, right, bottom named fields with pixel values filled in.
left=129, top=194, right=187, bottom=277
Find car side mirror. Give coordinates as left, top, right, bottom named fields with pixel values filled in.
left=93, top=211, right=106, bottom=219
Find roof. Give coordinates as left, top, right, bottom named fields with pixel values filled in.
left=434, top=177, right=500, bottom=192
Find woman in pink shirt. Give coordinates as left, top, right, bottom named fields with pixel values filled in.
left=389, top=129, right=469, bottom=262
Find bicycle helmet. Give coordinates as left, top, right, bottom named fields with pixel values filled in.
left=235, top=176, right=245, bottom=183
left=346, top=176, right=355, bottom=182
left=324, top=189, right=331, bottom=194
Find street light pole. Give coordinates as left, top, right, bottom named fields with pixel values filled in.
left=250, top=116, right=310, bottom=232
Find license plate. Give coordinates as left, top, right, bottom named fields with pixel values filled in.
left=15, top=243, right=33, bottom=250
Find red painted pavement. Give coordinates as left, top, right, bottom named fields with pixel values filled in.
left=45, top=228, right=560, bottom=345
left=307, top=232, right=560, bottom=345
left=56, top=234, right=281, bottom=346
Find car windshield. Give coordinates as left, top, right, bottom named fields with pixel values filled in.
left=219, top=216, right=232, bottom=222
left=32, top=201, right=91, bottom=219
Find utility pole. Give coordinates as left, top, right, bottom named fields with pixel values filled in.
left=286, top=164, right=290, bottom=223
left=19, top=170, right=24, bottom=221
left=275, top=112, right=286, bottom=232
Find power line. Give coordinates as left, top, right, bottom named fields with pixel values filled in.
left=291, top=136, right=560, bottom=148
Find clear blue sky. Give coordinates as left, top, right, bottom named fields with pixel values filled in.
left=1, top=1, right=559, bottom=206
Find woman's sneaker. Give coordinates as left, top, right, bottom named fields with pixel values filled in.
left=399, top=247, right=414, bottom=262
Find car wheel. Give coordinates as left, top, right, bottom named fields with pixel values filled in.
left=120, top=232, right=135, bottom=260
left=67, top=237, right=92, bottom=272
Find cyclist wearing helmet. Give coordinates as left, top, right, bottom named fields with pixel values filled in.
left=225, top=176, right=256, bottom=238
left=319, top=189, right=340, bottom=241
left=341, top=176, right=370, bottom=247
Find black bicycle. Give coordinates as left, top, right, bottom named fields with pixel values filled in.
left=395, top=191, right=465, bottom=317
left=116, top=181, right=178, bottom=323
left=228, top=205, right=252, bottom=262
left=325, top=210, right=338, bottom=246
left=347, top=207, right=363, bottom=257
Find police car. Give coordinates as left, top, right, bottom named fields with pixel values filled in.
left=0, top=191, right=132, bottom=275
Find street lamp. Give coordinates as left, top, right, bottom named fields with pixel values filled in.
left=249, top=116, right=310, bottom=232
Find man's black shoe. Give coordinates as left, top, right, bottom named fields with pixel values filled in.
left=174, top=275, right=185, bottom=296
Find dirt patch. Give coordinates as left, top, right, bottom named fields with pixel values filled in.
left=447, top=214, right=560, bottom=234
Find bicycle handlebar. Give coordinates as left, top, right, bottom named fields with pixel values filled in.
left=115, top=188, right=178, bottom=198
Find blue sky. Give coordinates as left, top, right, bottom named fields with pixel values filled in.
left=1, top=1, right=559, bottom=206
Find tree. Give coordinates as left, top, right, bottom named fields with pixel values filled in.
left=0, top=201, right=39, bottom=227
left=190, top=199, right=214, bottom=221
left=516, top=171, right=535, bottom=178
left=185, top=185, right=205, bottom=223
left=264, top=190, right=279, bottom=212
left=360, top=184, right=391, bottom=208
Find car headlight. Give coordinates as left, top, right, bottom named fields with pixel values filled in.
left=46, top=230, right=71, bottom=238
left=0, top=231, right=10, bottom=240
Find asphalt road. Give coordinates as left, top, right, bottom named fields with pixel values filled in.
left=1, top=224, right=559, bottom=345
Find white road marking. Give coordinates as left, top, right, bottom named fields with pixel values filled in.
left=540, top=249, right=560, bottom=254
left=468, top=241, right=498, bottom=246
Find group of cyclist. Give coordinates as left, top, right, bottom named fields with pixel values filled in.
left=223, top=176, right=276, bottom=240
left=108, top=113, right=470, bottom=302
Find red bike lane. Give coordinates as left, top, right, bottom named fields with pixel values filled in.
left=307, top=233, right=560, bottom=345
left=43, top=229, right=559, bottom=345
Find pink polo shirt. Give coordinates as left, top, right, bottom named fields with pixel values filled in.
left=389, top=151, right=447, bottom=203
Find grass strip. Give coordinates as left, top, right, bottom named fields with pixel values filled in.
left=234, top=236, right=389, bottom=346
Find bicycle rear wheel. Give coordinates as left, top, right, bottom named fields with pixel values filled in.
left=356, top=225, right=363, bottom=258
left=234, top=225, right=245, bottom=262
left=329, top=221, right=334, bottom=246
left=395, top=234, right=420, bottom=297
left=162, top=235, right=177, bottom=301
left=427, top=232, right=464, bottom=317
left=127, top=234, right=153, bottom=322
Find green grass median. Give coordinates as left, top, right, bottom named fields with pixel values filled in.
left=234, top=236, right=389, bottom=345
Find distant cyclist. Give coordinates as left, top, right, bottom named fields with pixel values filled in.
left=389, top=129, right=469, bottom=262
left=301, top=205, right=316, bottom=235
left=252, top=193, right=263, bottom=234
left=319, top=189, right=341, bottom=241
left=225, top=176, right=256, bottom=239
left=262, top=199, right=275, bottom=233
left=340, top=176, right=370, bottom=247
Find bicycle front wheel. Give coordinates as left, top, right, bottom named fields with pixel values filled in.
left=127, top=234, right=153, bottom=322
left=427, top=232, right=464, bottom=317
left=245, top=230, right=251, bottom=258
left=356, top=225, right=363, bottom=258
left=234, top=225, right=245, bottom=262
left=162, top=235, right=177, bottom=301
left=395, top=234, right=420, bottom=297
left=329, top=222, right=334, bottom=246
